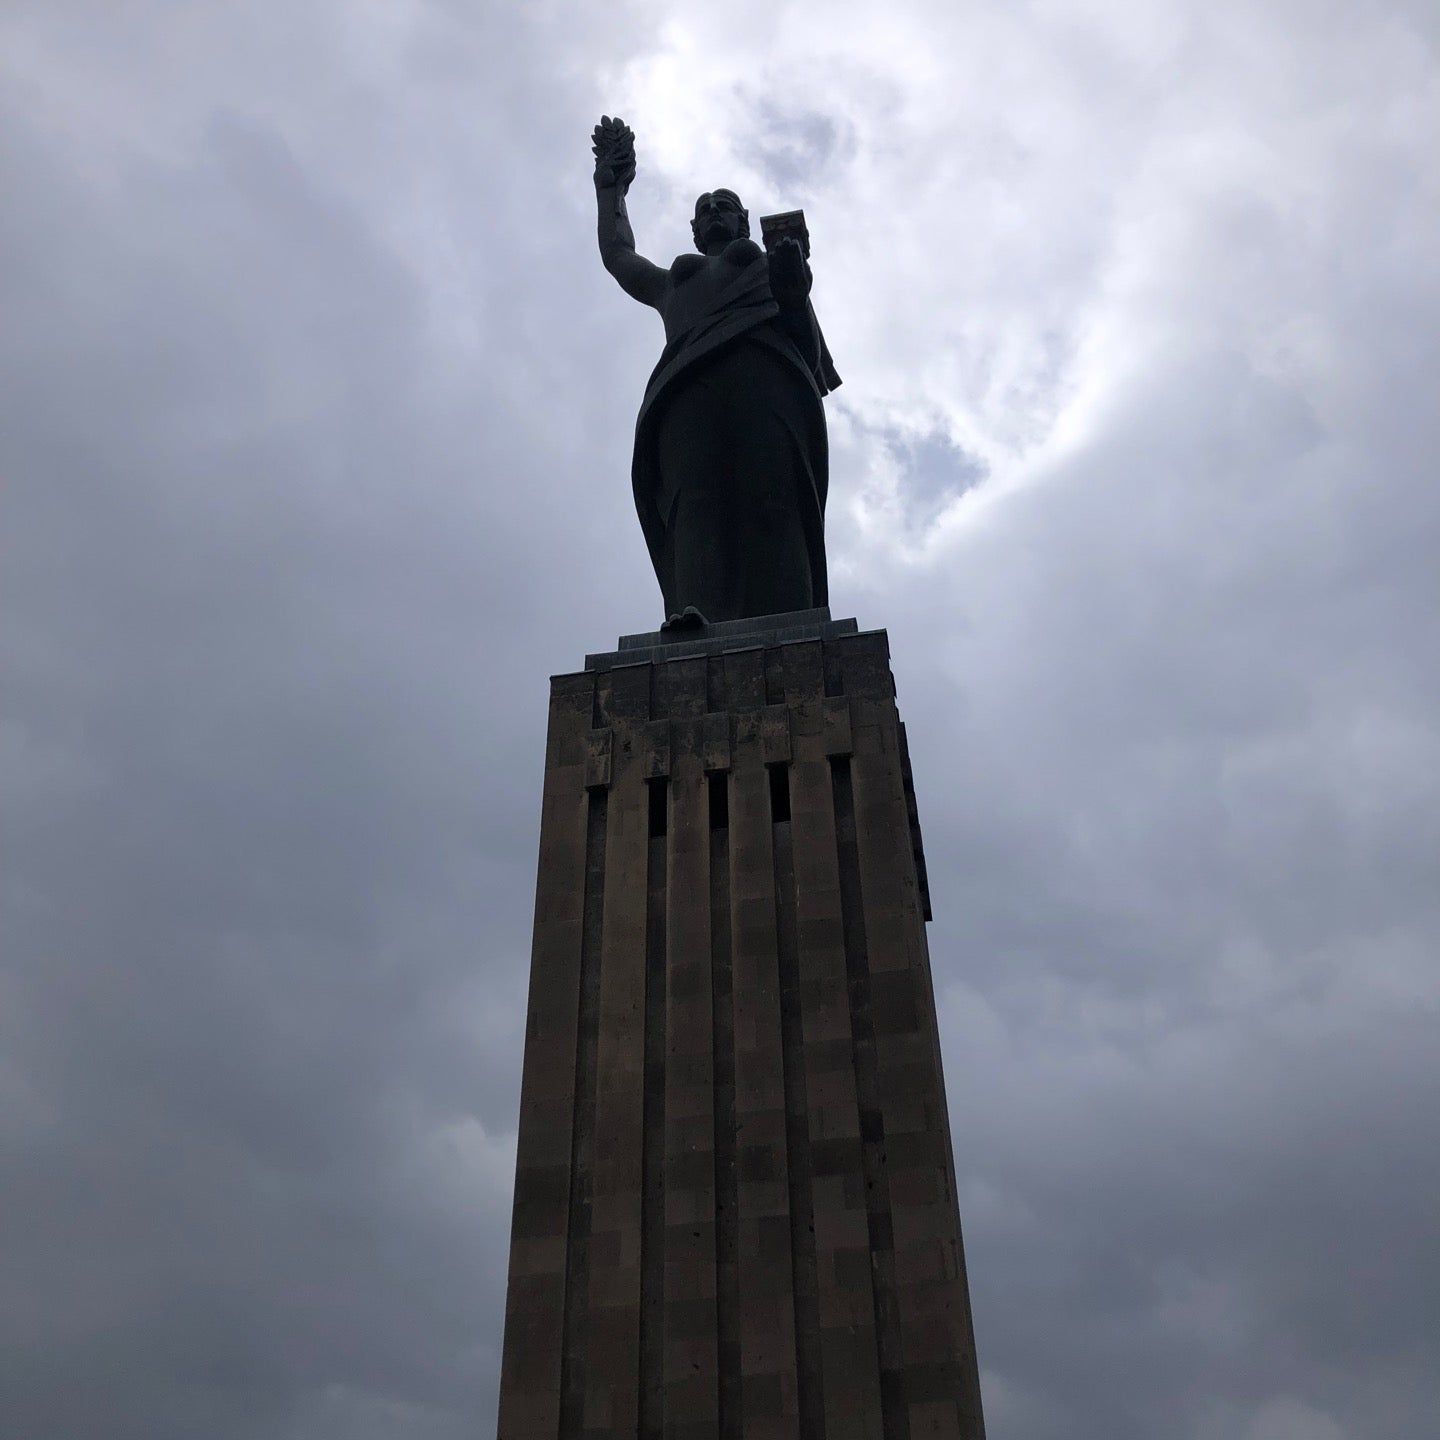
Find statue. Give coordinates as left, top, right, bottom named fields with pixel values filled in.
left=592, top=116, right=841, bottom=629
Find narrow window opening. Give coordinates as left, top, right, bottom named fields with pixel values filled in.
left=648, top=779, right=669, bottom=838
left=768, top=763, right=791, bottom=825
left=708, top=772, right=729, bottom=831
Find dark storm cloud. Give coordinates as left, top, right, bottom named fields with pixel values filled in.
left=0, top=7, right=627, bottom=1434
left=3, top=2, right=1437, bottom=1438
left=885, top=331, right=1440, bottom=1437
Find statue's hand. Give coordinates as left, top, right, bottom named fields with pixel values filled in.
left=769, top=235, right=812, bottom=306
left=592, top=115, right=637, bottom=191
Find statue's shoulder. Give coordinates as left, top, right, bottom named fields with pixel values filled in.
left=723, top=237, right=764, bottom=267
left=669, top=253, right=706, bottom=283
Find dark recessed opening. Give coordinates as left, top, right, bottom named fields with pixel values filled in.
left=768, top=763, right=791, bottom=824
left=648, top=779, right=668, bottom=838
left=708, top=772, right=729, bottom=831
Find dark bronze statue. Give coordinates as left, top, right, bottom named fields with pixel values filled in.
left=593, top=116, right=841, bottom=628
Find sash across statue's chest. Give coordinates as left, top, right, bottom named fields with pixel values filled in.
left=660, top=246, right=772, bottom=344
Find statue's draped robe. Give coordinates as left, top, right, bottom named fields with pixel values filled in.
left=632, top=238, right=840, bottom=622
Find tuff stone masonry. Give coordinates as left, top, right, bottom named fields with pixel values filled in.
left=497, top=610, right=984, bottom=1439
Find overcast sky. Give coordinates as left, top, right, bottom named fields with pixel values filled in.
left=3, top=3, right=1438, bottom=1437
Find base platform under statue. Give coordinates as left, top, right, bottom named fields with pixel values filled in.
left=497, top=608, right=984, bottom=1439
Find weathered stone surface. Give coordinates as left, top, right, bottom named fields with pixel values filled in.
left=497, top=610, right=984, bottom=1439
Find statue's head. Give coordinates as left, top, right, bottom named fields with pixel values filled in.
left=691, top=189, right=749, bottom=252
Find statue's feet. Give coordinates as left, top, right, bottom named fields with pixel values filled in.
left=661, top=606, right=708, bottom=633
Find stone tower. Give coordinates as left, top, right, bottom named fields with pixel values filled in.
left=497, top=609, right=984, bottom=1439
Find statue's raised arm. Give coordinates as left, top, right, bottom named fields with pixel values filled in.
left=593, top=116, right=666, bottom=309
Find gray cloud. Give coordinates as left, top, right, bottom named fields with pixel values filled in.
left=2, top=2, right=1436, bottom=1437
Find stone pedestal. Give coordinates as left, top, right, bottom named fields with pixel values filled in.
left=497, top=610, right=984, bottom=1440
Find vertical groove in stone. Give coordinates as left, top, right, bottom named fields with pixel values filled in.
left=772, top=767, right=824, bottom=1439
left=558, top=790, right=608, bottom=1439
left=710, top=774, right=740, bottom=1440
left=764, top=648, right=786, bottom=705
left=640, top=783, right=668, bottom=1439
left=706, top=656, right=726, bottom=713
left=833, top=756, right=911, bottom=1440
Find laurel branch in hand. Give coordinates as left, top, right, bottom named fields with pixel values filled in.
left=592, top=115, right=637, bottom=190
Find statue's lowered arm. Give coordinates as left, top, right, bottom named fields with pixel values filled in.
left=593, top=116, right=666, bottom=310
left=761, top=212, right=842, bottom=397
left=768, top=235, right=822, bottom=375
